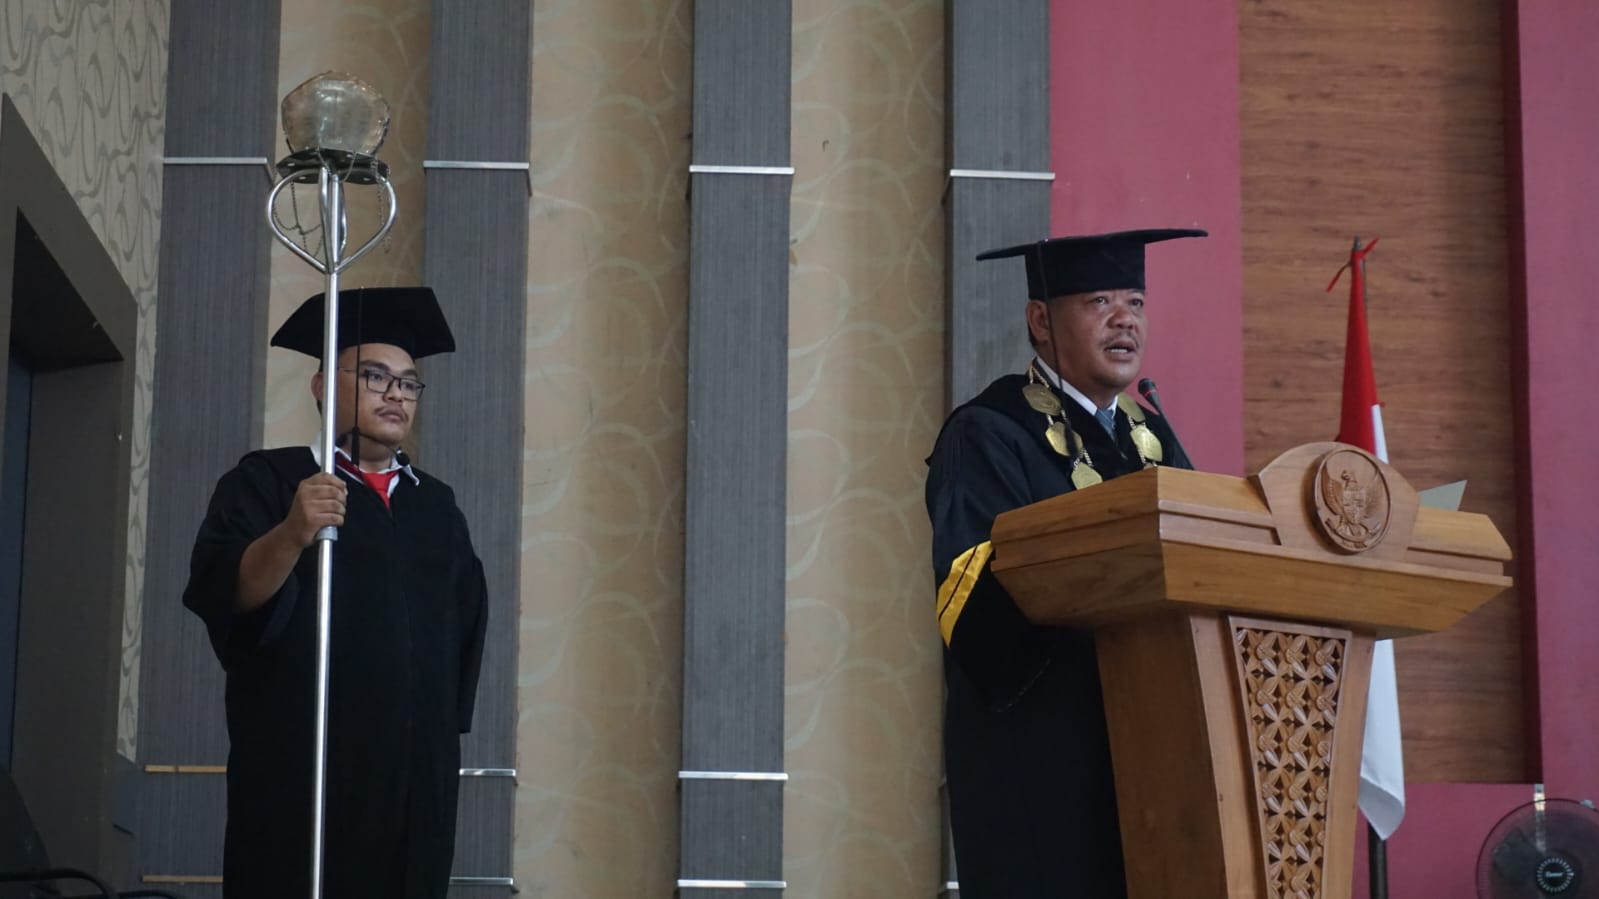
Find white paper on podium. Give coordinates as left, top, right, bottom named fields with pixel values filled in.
left=1359, top=479, right=1466, bottom=839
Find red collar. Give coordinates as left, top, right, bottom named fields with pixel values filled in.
left=334, top=454, right=401, bottom=507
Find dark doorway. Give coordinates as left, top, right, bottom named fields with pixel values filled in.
left=0, top=93, right=139, bottom=876
left=0, top=351, right=29, bottom=769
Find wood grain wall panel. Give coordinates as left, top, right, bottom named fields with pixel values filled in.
left=1240, top=0, right=1523, bottom=783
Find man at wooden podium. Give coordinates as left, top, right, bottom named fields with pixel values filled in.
left=925, top=229, right=1204, bottom=896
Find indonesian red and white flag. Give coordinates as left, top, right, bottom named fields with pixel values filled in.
left=1329, top=237, right=1405, bottom=839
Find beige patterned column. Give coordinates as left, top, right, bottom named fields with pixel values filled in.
left=783, top=0, right=948, bottom=896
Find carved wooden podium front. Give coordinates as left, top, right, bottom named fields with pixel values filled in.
left=988, top=443, right=1511, bottom=899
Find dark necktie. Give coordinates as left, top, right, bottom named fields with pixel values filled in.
left=1094, top=407, right=1116, bottom=437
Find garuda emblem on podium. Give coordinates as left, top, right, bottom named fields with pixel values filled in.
left=1311, top=448, right=1391, bottom=553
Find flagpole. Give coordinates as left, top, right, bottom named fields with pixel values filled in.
left=1353, top=234, right=1389, bottom=899
left=1369, top=813, right=1388, bottom=899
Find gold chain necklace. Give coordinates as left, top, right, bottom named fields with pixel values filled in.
left=1022, top=365, right=1102, bottom=489
left=1114, top=393, right=1165, bottom=466
left=1022, top=365, right=1165, bottom=488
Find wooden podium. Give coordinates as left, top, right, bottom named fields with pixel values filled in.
left=988, top=443, right=1511, bottom=899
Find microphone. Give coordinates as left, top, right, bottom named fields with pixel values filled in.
left=1137, top=378, right=1193, bottom=468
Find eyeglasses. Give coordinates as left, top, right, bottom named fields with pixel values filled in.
left=340, top=368, right=426, bottom=401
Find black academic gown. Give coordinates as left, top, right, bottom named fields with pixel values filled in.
left=184, top=448, right=489, bottom=899
left=924, top=373, right=1192, bottom=899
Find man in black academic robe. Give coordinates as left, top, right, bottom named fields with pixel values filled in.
left=925, top=229, right=1203, bottom=897
left=184, top=287, right=488, bottom=899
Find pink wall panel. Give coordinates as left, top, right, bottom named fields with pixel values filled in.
left=1049, top=0, right=1244, bottom=475
left=1505, top=0, right=1599, bottom=803
left=1053, top=0, right=1599, bottom=894
left=1355, top=784, right=1538, bottom=897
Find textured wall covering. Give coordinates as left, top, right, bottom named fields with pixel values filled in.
left=784, top=2, right=945, bottom=896
left=0, top=0, right=170, bottom=759
left=265, top=0, right=430, bottom=450
left=516, top=2, right=691, bottom=895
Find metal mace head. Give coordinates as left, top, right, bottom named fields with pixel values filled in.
left=282, top=71, right=391, bottom=160
left=266, top=71, right=398, bottom=274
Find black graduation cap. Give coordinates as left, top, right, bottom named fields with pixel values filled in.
left=270, top=286, right=457, bottom=359
left=976, top=228, right=1208, bottom=299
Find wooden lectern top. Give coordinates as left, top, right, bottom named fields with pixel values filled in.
left=990, top=442, right=1511, bottom=639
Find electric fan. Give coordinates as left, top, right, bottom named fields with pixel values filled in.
left=1478, top=798, right=1599, bottom=898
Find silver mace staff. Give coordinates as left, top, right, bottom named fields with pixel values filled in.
left=264, top=72, right=397, bottom=899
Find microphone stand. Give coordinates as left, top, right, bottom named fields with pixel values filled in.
left=1135, top=377, right=1192, bottom=466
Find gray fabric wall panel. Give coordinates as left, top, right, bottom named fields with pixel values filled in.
left=139, top=165, right=273, bottom=877
left=946, top=0, right=1051, bottom=403
left=418, top=171, right=522, bottom=891
left=943, top=3, right=1051, bottom=892
left=448, top=777, right=513, bottom=884
left=423, top=3, right=530, bottom=890
left=949, top=0, right=1050, bottom=171
left=681, top=3, right=793, bottom=892
left=681, top=172, right=790, bottom=773
left=155, top=885, right=220, bottom=899
left=691, top=0, right=793, bottom=167
left=419, top=175, right=522, bottom=892
left=679, top=780, right=784, bottom=896
left=140, top=166, right=273, bottom=763
left=947, top=177, right=1051, bottom=404
left=426, top=0, right=532, bottom=161
left=418, top=169, right=525, bottom=770
left=140, top=0, right=280, bottom=886
left=137, top=774, right=226, bottom=872
left=164, top=0, right=282, bottom=156
left=138, top=167, right=269, bottom=875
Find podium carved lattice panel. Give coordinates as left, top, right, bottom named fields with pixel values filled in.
left=1231, top=623, right=1348, bottom=899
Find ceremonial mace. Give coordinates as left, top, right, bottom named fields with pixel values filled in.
left=265, top=72, right=397, bottom=899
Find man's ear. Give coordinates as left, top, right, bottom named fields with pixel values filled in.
left=1025, top=299, right=1052, bottom=346
left=310, top=370, right=328, bottom=415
